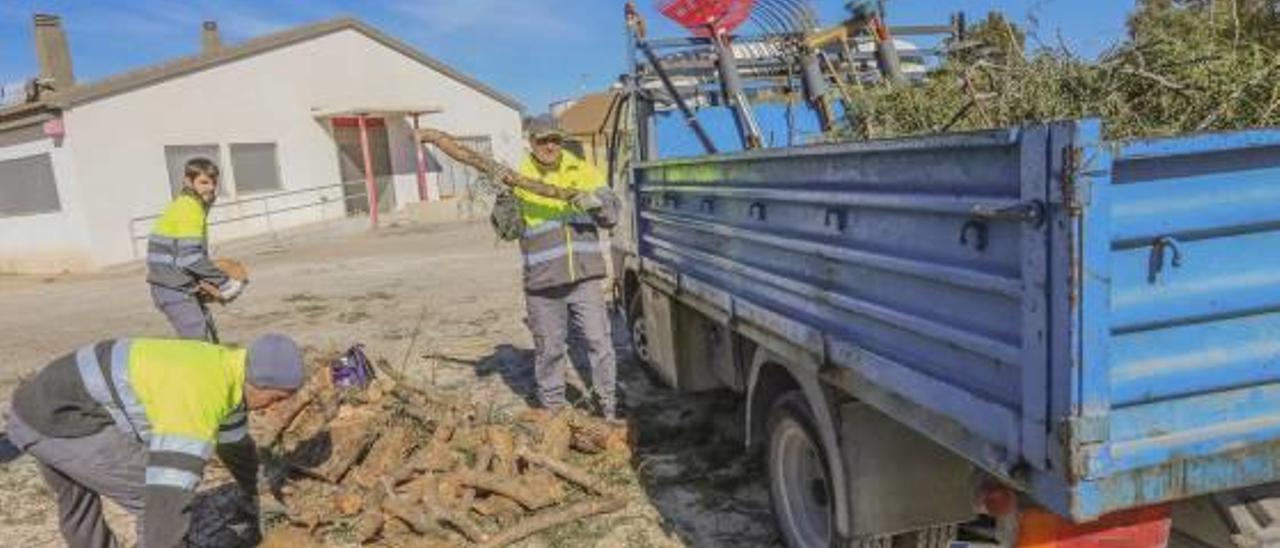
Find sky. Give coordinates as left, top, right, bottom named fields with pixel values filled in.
left=1, top=0, right=1138, bottom=116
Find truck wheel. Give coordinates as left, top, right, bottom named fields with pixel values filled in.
left=627, top=291, right=651, bottom=366
left=767, top=391, right=835, bottom=548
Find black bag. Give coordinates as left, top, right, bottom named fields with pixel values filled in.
left=490, top=190, right=525, bottom=241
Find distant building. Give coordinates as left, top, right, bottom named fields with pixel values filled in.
left=554, top=90, right=622, bottom=169
left=0, top=15, right=524, bottom=273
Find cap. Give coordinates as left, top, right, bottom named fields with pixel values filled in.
left=526, top=117, right=565, bottom=141
left=246, top=334, right=304, bottom=390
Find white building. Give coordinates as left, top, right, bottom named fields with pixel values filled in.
left=0, top=15, right=524, bottom=273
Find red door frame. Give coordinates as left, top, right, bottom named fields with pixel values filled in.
left=412, top=113, right=430, bottom=202
left=333, top=116, right=383, bottom=227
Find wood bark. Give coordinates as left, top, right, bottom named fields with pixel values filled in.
left=257, top=368, right=329, bottom=445
left=517, top=447, right=610, bottom=496
left=350, top=426, right=413, bottom=488
left=455, top=471, right=555, bottom=510
left=477, top=498, right=627, bottom=548
left=416, top=128, right=579, bottom=201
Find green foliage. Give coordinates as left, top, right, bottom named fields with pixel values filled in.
left=843, top=2, right=1280, bottom=141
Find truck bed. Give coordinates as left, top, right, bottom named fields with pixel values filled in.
left=631, top=119, right=1280, bottom=520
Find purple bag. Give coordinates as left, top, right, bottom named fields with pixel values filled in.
left=331, top=344, right=376, bottom=389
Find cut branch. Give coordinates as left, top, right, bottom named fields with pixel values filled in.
left=477, top=498, right=628, bottom=548
left=417, top=128, right=578, bottom=201
left=517, top=447, right=610, bottom=496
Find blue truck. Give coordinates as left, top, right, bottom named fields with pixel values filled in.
left=611, top=115, right=1280, bottom=546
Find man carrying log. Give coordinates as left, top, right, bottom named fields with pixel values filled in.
left=4, top=334, right=305, bottom=548
left=493, top=119, right=622, bottom=420
left=146, top=158, right=247, bottom=343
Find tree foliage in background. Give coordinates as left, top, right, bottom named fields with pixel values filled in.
left=844, top=0, right=1280, bottom=140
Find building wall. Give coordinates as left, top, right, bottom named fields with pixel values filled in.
left=59, top=28, right=522, bottom=271
left=0, top=127, right=92, bottom=272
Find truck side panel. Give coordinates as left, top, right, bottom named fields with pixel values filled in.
left=1070, top=127, right=1280, bottom=518
left=634, top=128, right=1053, bottom=475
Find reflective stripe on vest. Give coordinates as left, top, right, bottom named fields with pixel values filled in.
left=74, top=345, right=132, bottom=436
left=110, top=340, right=151, bottom=441
left=523, top=213, right=594, bottom=238
left=73, top=340, right=153, bottom=442
left=524, top=240, right=604, bottom=267
left=147, top=236, right=207, bottom=269
left=150, top=433, right=213, bottom=460
left=145, top=466, right=201, bottom=490
left=147, top=194, right=209, bottom=289
left=519, top=222, right=607, bottom=290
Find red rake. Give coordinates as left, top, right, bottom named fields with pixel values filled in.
left=656, top=0, right=757, bottom=37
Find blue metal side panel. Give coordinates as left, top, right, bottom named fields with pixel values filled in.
left=1070, top=126, right=1280, bottom=519
left=635, top=120, right=1280, bottom=521
left=634, top=128, right=1054, bottom=475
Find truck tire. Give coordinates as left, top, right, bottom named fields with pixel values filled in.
left=767, top=391, right=835, bottom=548
left=627, top=290, right=651, bottom=366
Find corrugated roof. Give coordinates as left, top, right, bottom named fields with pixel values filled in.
left=0, top=16, right=523, bottom=125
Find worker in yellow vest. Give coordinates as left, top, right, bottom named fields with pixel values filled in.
left=492, top=118, right=621, bottom=419
left=4, top=334, right=304, bottom=548
left=147, top=158, right=243, bottom=342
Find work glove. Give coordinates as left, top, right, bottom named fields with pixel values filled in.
left=570, top=190, right=605, bottom=212
left=586, top=188, right=621, bottom=229
left=218, top=278, right=246, bottom=302
left=490, top=190, right=525, bottom=241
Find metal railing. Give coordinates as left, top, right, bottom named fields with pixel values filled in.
left=128, top=183, right=359, bottom=258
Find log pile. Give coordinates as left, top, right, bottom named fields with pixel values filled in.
left=251, top=357, right=633, bottom=547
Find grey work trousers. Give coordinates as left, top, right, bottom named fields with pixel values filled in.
left=5, top=411, right=145, bottom=548
left=525, top=279, right=617, bottom=417
left=151, top=285, right=217, bottom=342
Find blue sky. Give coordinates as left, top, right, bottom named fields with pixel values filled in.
left=1, top=1, right=1136, bottom=115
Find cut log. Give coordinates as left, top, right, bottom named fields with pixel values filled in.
left=451, top=423, right=483, bottom=452
left=289, top=406, right=377, bottom=483
left=537, top=412, right=572, bottom=461
left=280, top=478, right=340, bottom=528
left=568, top=415, right=634, bottom=462
left=487, top=425, right=517, bottom=477
left=517, top=446, right=610, bottom=496
left=386, top=493, right=488, bottom=544
left=458, top=444, right=493, bottom=513
left=259, top=526, right=314, bottom=548
left=384, top=494, right=445, bottom=536
left=278, top=402, right=328, bottom=452
left=477, top=497, right=628, bottom=548
left=417, top=127, right=578, bottom=201
left=523, top=468, right=568, bottom=505
left=332, top=489, right=363, bottom=517
left=256, top=368, right=330, bottom=445
left=391, top=421, right=456, bottom=484
left=350, top=426, right=413, bottom=489
left=352, top=480, right=391, bottom=542
left=400, top=474, right=440, bottom=504
left=455, top=471, right=556, bottom=510
left=472, top=495, right=523, bottom=521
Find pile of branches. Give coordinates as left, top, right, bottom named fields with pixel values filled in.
left=246, top=355, right=633, bottom=547
left=844, top=1, right=1280, bottom=140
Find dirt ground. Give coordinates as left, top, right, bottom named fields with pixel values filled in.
left=0, top=217, right=781, bottom=547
